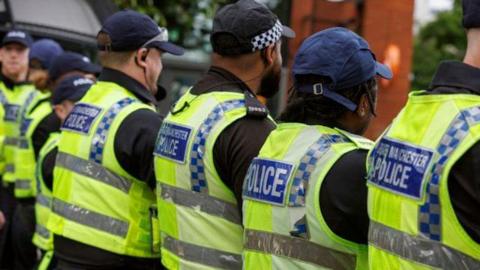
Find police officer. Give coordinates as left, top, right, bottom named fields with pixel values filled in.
left=11, top=38, right=63, bottom=270
left=46, top=10, right=184, bottom=270
left=48, top=51, right=101, bottom=88
left=242, top=27, right=392, bottom=270
left=28, top=39, right=64, bottom=91
left=35, top=74, right=93, bottom=270
left=0, top=29, right=35, bottom=269
left=154, top=0, right=294, bottom=268
left=366, top=1, right=480, bottom=269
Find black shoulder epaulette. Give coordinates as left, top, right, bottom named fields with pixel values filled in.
left=244, top=91, right=268, bottom=118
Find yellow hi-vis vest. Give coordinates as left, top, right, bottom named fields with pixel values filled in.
left=154, top=90, right=269, bottom=269
left=367, top=91, right=480, bottom=270
left=47, top=81, right=160, bottom=258
left=33, top=132, right=59, bottom=251
left=0, top=82, right=36, bottom=183
left=14, top=93, right=52, bottom=198
left=243, top=123, right=373, bottom=270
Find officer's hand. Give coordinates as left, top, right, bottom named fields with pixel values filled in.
left=0, top=211, right=5, bottom=230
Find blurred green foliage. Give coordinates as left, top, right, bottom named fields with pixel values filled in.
left=412, top=0, right=466, bottom=90
left=114, top=0, right=232, bottom=50
left=113, top=0, right=283, bottom=51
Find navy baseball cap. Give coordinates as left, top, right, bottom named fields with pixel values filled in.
left=97, top=10, right=184, bottom=55
left=52, top=75, right=93, bottom=105
left=212, top=0, right=295, bottom=55
left=293, top=27, right=392, bottom=111
left=2, top=29, right=33, bottom=47
left=29, top=39, right=64, bottom=70
left=463, top=0, right=480, bottom=29
left=49, top=52, right=101, bottom=81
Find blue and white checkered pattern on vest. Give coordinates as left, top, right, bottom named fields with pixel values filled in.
left=289, top=134, right=348, bottom=207
left=189, top=99, right=245, bottom=193
left=288, top=134, right=349, bottom=238
left=419, top=106, right=480, bottom=241
left=89, top=98, right=136, bottom=163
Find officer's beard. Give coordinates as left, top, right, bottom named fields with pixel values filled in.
left=257, top=62, right=282, bottom=99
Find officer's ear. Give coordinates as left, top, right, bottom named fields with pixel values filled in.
left=261, top=43, right=278, bottom=67
left=356, top=94, right=371, bottom=118
left=134, top=48, right=149, bottom=68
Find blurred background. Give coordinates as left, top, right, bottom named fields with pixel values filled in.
left=0, top=0, right=463, bottom=139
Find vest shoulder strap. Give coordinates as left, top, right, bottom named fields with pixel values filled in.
left=335, top=128, right=373, bottom=150
left=244, top=91, right=268, bottom=119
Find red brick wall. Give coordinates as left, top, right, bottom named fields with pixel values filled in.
left=288, top=0, right=414, bottom=139
left=362, top=0, right=414, bottom=139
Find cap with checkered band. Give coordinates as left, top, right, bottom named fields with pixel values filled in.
left=211, top=0, right=295, bottom=56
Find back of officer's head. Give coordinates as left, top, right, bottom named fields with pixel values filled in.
left=279, top=28, right=392, bottom=135
left=210, top=0, right=294, bottom=96
left=52, top=74, right=93, bottom=122
left=28, top=39, right=63, bottom=90
left=462, top=0, right=480, bottom=67
left=96, top=10, right=183, bottom=68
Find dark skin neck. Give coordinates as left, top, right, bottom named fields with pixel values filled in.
left=211, top=53, right=265, bottom=95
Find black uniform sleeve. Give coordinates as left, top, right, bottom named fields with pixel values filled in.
left=114, top=109, right=162, bottom=189
left=448, top=141, right=480, bottom=244
left=320, top=149, right=369, bottom=244
left=213, top=117, right=276, bottom=207
left=41, top=147, right=58, bottom=191
left=31, top=112, right=61, bottom=160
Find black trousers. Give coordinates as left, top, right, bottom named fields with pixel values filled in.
left=55, top=257, right=164, bottom=270
left=12, top=201, right=37, bottom=270
left=0, top=183, right=16, bottom=270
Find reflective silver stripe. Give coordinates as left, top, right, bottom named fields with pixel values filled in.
left=15, top=179, right=31, bottom=190
left=18, top=138, right=29, bottom=149
left=35, top=223, right=50, bottom=239
left=163, top=236, right=242, bottom=270
left=5, top=164, right=14, bottom=173
left=4, top=137, right=18, bottom=146
left=52, top=199, right=129, bottom=238
left=159, top=183, right=241, bottom=225
left=55, top=152, right=132, bottom=193
left=36, top=194, right=51, bottom=207
left=245, top=229, right=356, bottom=270
left=369, top=221, right=480, bottom=269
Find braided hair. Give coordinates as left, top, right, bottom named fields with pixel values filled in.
left=279, top=75, right=378, bottom=124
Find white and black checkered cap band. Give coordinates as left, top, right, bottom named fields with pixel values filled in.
left=251, top=20, right=282, bottom=52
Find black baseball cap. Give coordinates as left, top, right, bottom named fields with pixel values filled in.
left=211, top=0, right=295, bottom=55
left=2, top=29, right=33, bottom=47
left=52, top=75, right=93, bottom=105
left=293, top=27, right=392, bottom=111
left=463, top=0, right=480, bottom=29
left=49, top=52, right=102, bottom=82
left=98, top=10, right=184, bottom=56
